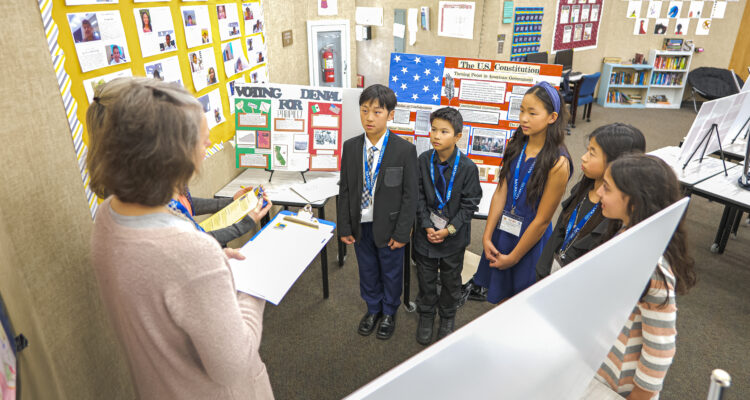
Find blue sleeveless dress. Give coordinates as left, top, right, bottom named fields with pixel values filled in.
left=474, top=149, right=570, bottom=304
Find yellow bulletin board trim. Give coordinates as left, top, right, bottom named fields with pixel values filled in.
left=37, top=0, right=267, bottom=217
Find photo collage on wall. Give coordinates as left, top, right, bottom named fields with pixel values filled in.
left=387, top=52, right=563, bottom=183
left=628, top=1, right=726, bottom=36
left=552, top=0, right=604, bottom=52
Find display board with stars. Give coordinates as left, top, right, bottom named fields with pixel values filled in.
left=388, top=52, right=562, bottom=183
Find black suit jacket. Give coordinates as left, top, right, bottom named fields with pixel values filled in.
left=337, top=132, right=418, bottom=248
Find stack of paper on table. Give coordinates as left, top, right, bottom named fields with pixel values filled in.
left=290, top=176, right=340, bottom=203
left=199, top=189, right=261, bottom=231
left=228, top=212, right=335, bottom=305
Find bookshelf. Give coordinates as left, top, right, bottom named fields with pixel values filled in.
left=597, top=63, right=653, bottom=108
left=645, top=49, right=693, bottom=109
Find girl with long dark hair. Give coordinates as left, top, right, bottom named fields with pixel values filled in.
left=536, top=123, right=646, bottom=279
left=594, top=154, right=696, bottom=399
left=464, top=82, right=572, bottom=304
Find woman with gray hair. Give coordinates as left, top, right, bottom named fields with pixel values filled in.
left=87, top=77, right=274, bottom=399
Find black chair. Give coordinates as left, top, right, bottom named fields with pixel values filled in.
left=688, top=67, right=745, bottom=112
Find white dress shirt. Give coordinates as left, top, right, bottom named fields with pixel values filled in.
left=361, top=132, right=386, bottom=223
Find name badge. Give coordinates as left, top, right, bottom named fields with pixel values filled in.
left=498, top=211, right=523, bottom=236
left=430, top=210, right=449, bottom=230
left=551, top=252, right=564, bottom=274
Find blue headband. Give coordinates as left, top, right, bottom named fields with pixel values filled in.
left=532, top=81, right=561, bottom=114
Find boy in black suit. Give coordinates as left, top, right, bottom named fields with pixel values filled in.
left=338, top=84, right=418, bottom=340
left=414, top=107, right=481, bottom=345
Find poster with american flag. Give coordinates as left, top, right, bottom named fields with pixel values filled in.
left=388, top=53, right=446, bottom=105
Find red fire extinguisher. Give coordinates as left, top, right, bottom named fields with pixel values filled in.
left=321, top=45, right=335, bottom=83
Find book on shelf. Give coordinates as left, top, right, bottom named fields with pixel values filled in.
left=654, top=55, right=688, bottom=70
left=609, top=71, right=647, bottom=85
left=607, top=90, right=642, bottom=105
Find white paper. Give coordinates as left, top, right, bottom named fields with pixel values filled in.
left=674, top=18, right=689, bottom=35
left=311, top=155, right=339, bottom=169
left=408, top=8, right=419, bottom=32
left=393, top=23, right=406, bottom=39
left=188, top=48, right=219, bottom=91
left=221, top=39, right=249, bottom=78
left=695, top=18, right=711, bottom=35
left=687, top=1, right=704, bottom=18
left=438, top=1, right=476, bottom=40
left=318, top=0, right=338, bottom=16
left=67, top=11, right=131, bottom=73
left=229, top=213, right=335, bottom=305
left=415, top=136, right=432, bottom=156
left=290, top=177, right=339, bottom=202
left=144, top=56, right=183, bottom=86
left=227, top=79, right=242, bottom=114
left=82, top=69, right=133, bottom=104
left=355, top=7, right=384, bottom=26
left=197, top=89, right=225, bottom=129
left=246, top=33, right=267, bottom=70
left=634, top=18, right=649, bottom=35
left=133, top=7, right=177, bottom=58
left=667, top=1, right=683, bottom=18
left=647, top=1, right=662, bottom=18
left=459, top=80, right=506, bottom=103
left=242, top=2, right=265, bottom=34
left=216, top=3, right=242, bottom=41
left=711, top=1, right=727, bottom=19
left=626, top=1, right=642, bottom=18
left=180, top=5, right=213, bottom=49
left=311, top=114, right=340, bottom=128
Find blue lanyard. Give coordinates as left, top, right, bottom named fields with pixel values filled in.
left=363, top=131, right=390, bottom=200
left=167, top=199, right=205, bottom=232
left=430, top=149, right=461, bottom=211
left=511, top=142, right=536, bottom=213
left=561, top=200, right=599, bottom=251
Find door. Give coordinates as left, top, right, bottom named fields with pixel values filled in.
left=307, top=20, right=351, bottom=88
left=728, top=1, right=750, bottom=81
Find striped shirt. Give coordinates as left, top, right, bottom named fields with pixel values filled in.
left=596, top=257, right=677, bottom=400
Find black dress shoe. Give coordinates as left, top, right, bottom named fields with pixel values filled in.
left=416, top=313, right=435, bottom=345
left=462, top=279, right=488, bottom=302
left=358, top=312, right=382, bottom=336
left=436, top=317, right=455, bottom=340
left=376, top=314, right=396, bottom=340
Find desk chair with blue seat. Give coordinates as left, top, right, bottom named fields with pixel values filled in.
left=564, top=72, right=601, bottom=128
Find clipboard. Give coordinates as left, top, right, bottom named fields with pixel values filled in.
left=229, top=209, right=336, bottom=305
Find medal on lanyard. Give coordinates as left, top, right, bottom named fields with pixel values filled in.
left=429, top=149, right=460, bottom=229
left=559, top=200, right=599, bottom=259
left=362, top=131, right=390, bottom=210
left=168, top=199, right=205, bottom=232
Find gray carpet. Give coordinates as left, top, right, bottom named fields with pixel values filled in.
left=256, top=103, right=749, bottom=399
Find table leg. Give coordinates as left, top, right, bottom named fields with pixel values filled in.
left=731, top=211, right=743, bottom=237
left=718, top=207, right=739, bottom=254
left=571, top=81, right=582, bottom=129
left=336, top=195, right=346, bottom=267
left=318, top=205, right=329, bottom=299
left=711, top=205, right=731, bottom=253
left=402, top=240, right=416, bottom=312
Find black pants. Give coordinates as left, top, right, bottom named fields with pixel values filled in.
left=414, top=249, right=465, bottom=318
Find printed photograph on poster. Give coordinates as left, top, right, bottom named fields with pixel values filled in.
left=573, top=24, right=583, bottom=41
left=470, top=128, right=506, bottom=158
left=240, top=153, right=269, bottom=168
left=571, top=5, right=580, bottom=22
left=246, top=34, right=267, bottom=69
left=647, top=1, right=662, bottom=18
left=67, top=11, right=130, bottom=72
left=237, top=131, right=256, bottom=147
left=133, top=8, right=177, bottom=58
left=181, top=6, right=212, bottom=49
left=581, top=5, right=590, bottom=22
left=248, top=65, right=268, bottom=83
left=634, top=18, right=649, bottom=35
left=457, top=125, right=470, bottom=153
left=560, top=6, right=570, bottom=23
left=256, top=131, right=271, bottom=149
left=217, top=3, right=242, bottom=41
left=313, top=129, right=338, bottom=150
left=188, top=48, right=218, bottom=91
left=711, top=1, right=727, bottom=19
left=583, top=23, right=593, bottom=40
left=653, top=19, right=668, bottom=34
left=144, top=57, right=182, bottom=86
left=667, top=1, right=683, bottom=18
left=687, top=1, right=704, bottom=18
left=674, top=18, right=689, bottom=34
left=293, top=135, right=309, bottom=152
left=695, top=18, right=711, bottom=35
left=318, top=0, right=338, bottom=16
left=222, top=40, right=249, bottom=77
left=197, top=89, right=225, bottom=129
left=242, top=2, right=265, bottom=34
left=508, top=96, right=523, bottom=121
left=82, top=69, right=132, bottom=104
left=397, top=134, right=415, bottom=144
left=590, top=4, right=599, bottom=21
left=626, top=1, right=641, bottom=18
left=272, top=144, right=288, bottom=169
left=562, top=25, right=573, bottom=43
left=478, top=165, right=489, bottom=181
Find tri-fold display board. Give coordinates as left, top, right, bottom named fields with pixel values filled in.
left=387, top=52, right=562, bottom=183
left=234, top=83, right=343, bottom=171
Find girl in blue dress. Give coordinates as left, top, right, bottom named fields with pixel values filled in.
left=466, top=82, right=571, bottom=304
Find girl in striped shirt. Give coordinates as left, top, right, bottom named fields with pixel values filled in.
left=595, top=154, right=696, bottom=399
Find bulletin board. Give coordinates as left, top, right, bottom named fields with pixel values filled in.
left=388, top=52, right=562, bottom=183
left=36, top=0, right=269, bottom=216
left=234, top=83, right=343, bottom=171
left=552, top=0, right=604, bottom=52
left=510, top=7, right=544, bottom=62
